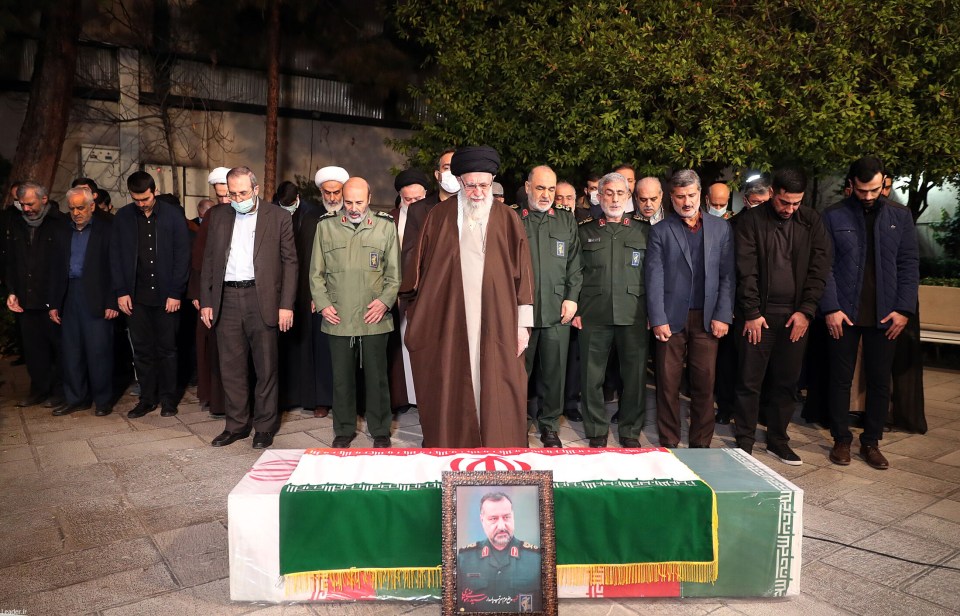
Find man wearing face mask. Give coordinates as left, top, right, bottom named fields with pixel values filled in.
left=400, top=148, right=458, bottom=277
left=646, top=169, right=734, bottom=449
left=573, top=172, right=650, bottom=448
left=705, top=182, right=733, bottom=220
left=111, top=171, right=190, bottom=419
left=514, top=165, right=582, bottom=447
left=311, top=177, right=400, bottom=447
left=576, top=173, right=600, bottom=222
left=200, top=166, right=298, bottom=449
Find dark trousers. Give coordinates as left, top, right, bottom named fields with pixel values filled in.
left=733, top=312, right=808, bottom=449
left=19, top=308, right=62, bottom=398
left=714, top=329, right=737, bottom=419
left=655, top=310, right=718, bottom=447
left=61, top=282, right=113, bottom=408
left=215, top=286, right=279, bottom=434
left=328, top=333, right=391, bottom=438
left=525, top=324, right=572, bottom=432
left=580, top=321, right=648, bottom=440
left=195, top=313, right=224, bottom=414
left=827, top=325, right=897, bottom=446
left=563, top=327, right=581, bottom=411
left=127, top=303, right=179, bottom=408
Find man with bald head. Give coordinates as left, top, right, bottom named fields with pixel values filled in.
left=514, top=166, right=582, bottom=447
left=554, top=181, right=577, bottom=209
left=401, top=146, right=534, bottom=448
left=705, top=182, right=733, bottom=220
left=636, top=177, right=666, bottom=224
left=48, top=187, right=118, bottom=416
left=311, top=177, right=400, bottom=448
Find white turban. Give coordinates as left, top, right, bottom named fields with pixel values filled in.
left=207, top=167, right=231, bottom=185
left=314, top=166, right=349, bottom=188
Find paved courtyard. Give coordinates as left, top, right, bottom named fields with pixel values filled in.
left=1, top=359, right=959, bottom=615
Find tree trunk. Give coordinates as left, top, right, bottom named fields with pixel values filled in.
left=264, top=0, right=281, bottom=199
left=7, top=0, right=81, bottom=200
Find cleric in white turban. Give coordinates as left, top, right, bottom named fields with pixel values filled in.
left=314, top=166, right=349, bottom=213
left=207, top=167, right=231, bottom=204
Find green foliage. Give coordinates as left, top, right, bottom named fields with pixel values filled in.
left=920, top=277, right=960, bottom=287
left=931, top=206, right=960, bottom=259
left=294, top=174, right=321, bottom=204
left=391, top=0, right=960, bottom=190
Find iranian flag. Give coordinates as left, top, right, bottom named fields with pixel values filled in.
left=279, top=448, right=717, bottom=595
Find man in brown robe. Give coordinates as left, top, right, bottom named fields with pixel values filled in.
left=400, top=146, right=535, bottom=448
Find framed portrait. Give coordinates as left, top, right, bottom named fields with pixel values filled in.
left=441, top=470, right=557, bottom=616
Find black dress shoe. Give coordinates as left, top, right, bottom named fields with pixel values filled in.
left=52, top=402, right=92, bottom=416
left=160, top=406, right=178, bottom=417
left=373, top=436, right=391, bottom=448
left=563, top=408, right=583, bottom=422
left=45, top=396, right=66, bottom=409
left=252, top=432, right=274, bottom=449
left=95, top=406, right=113, bottom=417
left=540, top=431, right=562, bottom=448
left=619, top=437, right=641, bottom=448
left=17, top=393, right=48, bottom=407
left=332, top=434, right=356, bottom=448
left=588, top=436, right=608, bottom=448
left=127, top=402, right=158, bottom=418
left=211, top=430, right=251, bottom=447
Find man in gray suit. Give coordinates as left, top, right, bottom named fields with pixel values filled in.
left=645, top=169, right=735, bottom=449
left=200, top=166, right=298, bottom=449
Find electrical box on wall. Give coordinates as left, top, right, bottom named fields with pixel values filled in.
left=79, top=144, right=124, bottom=206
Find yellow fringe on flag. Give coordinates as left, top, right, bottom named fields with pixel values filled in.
left=283, top=567, right=442, bottom=596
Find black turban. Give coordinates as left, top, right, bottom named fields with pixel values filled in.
left=394, top=169, right=431, bottom=192
left=450, top=146, right=500, bottom=176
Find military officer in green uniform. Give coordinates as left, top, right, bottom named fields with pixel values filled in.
left=573, top=171, right=650, bottom=448
left=513, top=165, right=583, bottom=448
left=310, top=177, right=400, bottom=448
left=457, top=492, right=541, bottom=613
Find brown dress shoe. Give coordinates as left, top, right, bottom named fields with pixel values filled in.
left=829, top=441, right=851, bottom=466
left=313, top=406, right=330, bottom=418
left=860, top=444, right=889, bottom=470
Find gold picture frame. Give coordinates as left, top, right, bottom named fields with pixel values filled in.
left=441, top=470, right=557, bottom=615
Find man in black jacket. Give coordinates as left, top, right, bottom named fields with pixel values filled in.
left=732, top=169, right=832, bottom=464
left=4, top=181, right=66, bottom=407
left=48, top=188, right=118, bottom=416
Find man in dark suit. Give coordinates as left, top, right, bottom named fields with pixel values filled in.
left=645, top=169, right=735, bottom=448
left=398, top=148, right=456, bottom=274
left=111, top=171, right=190, bottom=419
left=4, top=181, right=66, bottom=408
left=200, top=166, right=298, bottom=449
left=48, top=188, right=118, bottom=416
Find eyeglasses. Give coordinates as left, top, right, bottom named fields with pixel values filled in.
left=462, top=182, right=492, bottom=192
left=227, top=190, right=254, bottom=200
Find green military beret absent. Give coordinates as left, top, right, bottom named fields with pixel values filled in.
left=375, top=211, right=394, bottom=220
left=578, top=216, right=594, bottom=225
left=521, top=541, right=540, bottom=551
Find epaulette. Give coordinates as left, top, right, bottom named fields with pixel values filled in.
left=461, top=542, right=478, bottom=550
left=509, top=203, right=520, bottom=210
left=521, top=541, right=540, bottom=551
left=375, top=211, right=394, bottom=220
left=555, top=204, right=572, bottom=212
left=319, top=210, right=338, bottom=220
left=632, top=213, right=648, bottom=222
left=578, top=216, right=594, bottom=226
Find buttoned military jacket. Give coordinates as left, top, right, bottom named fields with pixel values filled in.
left=512, top=204, right=583, bottom=327
left=456, top=537, right=542, bottom=611
left=576, top=214, right=650, bottom=327
left=310, top=209, right=400, bottom=336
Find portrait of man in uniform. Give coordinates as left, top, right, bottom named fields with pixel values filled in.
left=455, top=489, right=543, bottom=613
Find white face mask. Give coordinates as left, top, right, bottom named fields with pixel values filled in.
left=708, top=206, right=727, bottom=217
left=440, top=170, right=460, bottom=194
left=280, top=198, right=299, bottom=214
left=232, top=195, right=257, bottom=214
left=589, top=190, right=599, bottom=206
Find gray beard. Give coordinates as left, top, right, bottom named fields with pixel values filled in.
left=458, top=190, right=494, bottom=218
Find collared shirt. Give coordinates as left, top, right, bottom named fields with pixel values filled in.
left=225, top=207, right=258, bottom=281
left=134, top=206, right=161, bottom=305
left=69, top=218, right=94, bottom=279
left=397, top=203, right=409, bottom=246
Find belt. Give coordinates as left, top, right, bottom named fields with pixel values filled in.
left=224, top=280, right=256, bottom=288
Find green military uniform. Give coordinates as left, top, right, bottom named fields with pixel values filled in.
left=310, top=210, right=400, bottom=439
left=456, top=537, right=542, bottom=612
left=577, top=214, right=650, bottom=443
left=512, top=204, right=583, bottom=434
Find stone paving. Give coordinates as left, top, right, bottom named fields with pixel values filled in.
left=2, top=359, right=960, bottom=615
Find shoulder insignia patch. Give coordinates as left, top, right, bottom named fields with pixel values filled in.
left=521, top=542, right=540, bottom=551
left=462, top=542, right=477, bottom=550
left=578, top=217, right=594, bottom=226
left=510, top=203, right=520, bottom=210
left=319, top=210, right=338, bottom=220
left=375, top=211, right=394, bottom=220
left=555, top=204, right=572, bottom=212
